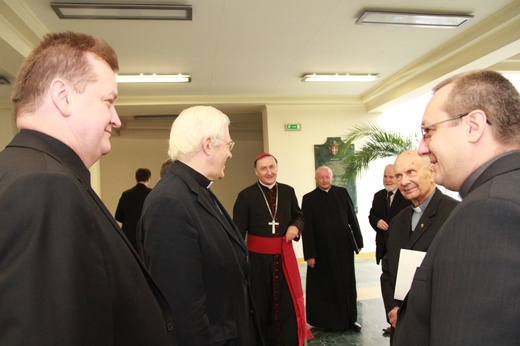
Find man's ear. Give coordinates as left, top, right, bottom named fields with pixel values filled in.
left=466, top=110, right=486, bottom=143
left=201, top=137, right=212, bottom=156
left=50, top=79, right=72, bottom=117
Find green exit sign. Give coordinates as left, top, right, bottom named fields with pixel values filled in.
left=285, top=123, right=301, bottom=131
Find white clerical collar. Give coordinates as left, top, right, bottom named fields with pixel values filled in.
left=259, top=181, right=276, bottom=189
left=207, top=181, right=213, bottom=189
left=412, top=189, right=436, bottom=213
left=319, top=187, right=331, bottom=192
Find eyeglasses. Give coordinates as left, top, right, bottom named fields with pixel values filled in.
left=215, top=137, right=235, bottom=151
left=421, top=113, right=468, bottom=139
left=226, top=141, right=235, bottom=151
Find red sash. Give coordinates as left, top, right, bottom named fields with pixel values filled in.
left=247, top=235, right=313, bottom=346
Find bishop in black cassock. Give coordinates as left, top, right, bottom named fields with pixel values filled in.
left=233, top=152, right=311, bottom=346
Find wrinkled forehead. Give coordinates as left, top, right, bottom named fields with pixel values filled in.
left=395, top=155, right=420, bottom=173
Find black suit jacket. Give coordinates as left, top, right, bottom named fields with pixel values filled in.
left=115, top=183, right=152, bottom=249
left=369, top=189, right=411, bottom=263
left=380, top=188, right=459, bottom=316
left=0, top=130, right=176, bottom=345
left=394, top=152, right=520, bottom=345
left=139, top=161, right=262, bottom=345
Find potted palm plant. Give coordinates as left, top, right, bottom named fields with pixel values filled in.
left=340, top=122, right=417, bottom=180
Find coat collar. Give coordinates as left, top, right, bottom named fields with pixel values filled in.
left=171, top=161, right=247, bottom=252
left=461, top=151, right=520, bottom=198
left=9, top=129, right=91, bottom=188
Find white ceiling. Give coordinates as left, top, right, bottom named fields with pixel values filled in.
left=1, top=0, right=520, bottom=129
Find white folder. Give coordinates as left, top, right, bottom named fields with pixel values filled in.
left=394, top=249, right=426, bottom=300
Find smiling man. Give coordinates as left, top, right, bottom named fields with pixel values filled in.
left=302, top=166, right=363, bottom=333
left=369, top=164, right=412, bottom=266
left=0, top=32, right=176, bottom=344
left=380, top=150, right=458, bottom=343
left=394, top=70, right=520, bottom=346
left=233, top=153, right=312, bottom=346
left=139, top=106, right=263, bottom=345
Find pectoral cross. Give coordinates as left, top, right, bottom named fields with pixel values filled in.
left=268, top=220, right=279, bottom=234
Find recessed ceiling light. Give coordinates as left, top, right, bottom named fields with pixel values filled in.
left=50, top=2, right=192, bottom=20
left=116, top=74, right=191, bottom=83
left=302, top=74, right=379, bottom=82
left=356, top=10, right=473, bottom=28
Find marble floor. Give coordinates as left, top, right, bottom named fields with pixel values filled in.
left=300, top=257, right=390, bottom=346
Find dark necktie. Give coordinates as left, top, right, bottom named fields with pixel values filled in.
left=386, top=191, right=394, bottom=210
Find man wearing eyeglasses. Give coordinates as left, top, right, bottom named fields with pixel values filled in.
left=394, top=70, right=520, bottom=345
left=138, top=106, right=263, bottom=345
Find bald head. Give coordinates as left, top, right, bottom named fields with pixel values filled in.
left=394, top=150, right=435, bottom=206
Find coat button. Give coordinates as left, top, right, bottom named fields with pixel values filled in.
left=166, top=322, right=174, bottom=331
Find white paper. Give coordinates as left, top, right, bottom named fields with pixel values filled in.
left=394, top=249, right=426, bottom=300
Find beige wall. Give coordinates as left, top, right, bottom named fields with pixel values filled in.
left=262, top=104, right=384, bottom=257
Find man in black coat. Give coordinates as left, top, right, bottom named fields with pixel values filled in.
left=394, top=70, right=520, bottom=345
left=115, top=168, right=152, bottom=249
left=369, top=164, right=412, bottom=265
left=0, top=32, right=176, bottom=345
left=139, top=106, right=263, bottom=345
left=380, top=150, right=458, bottom=343
left=302, top=166, right=363, bottom=332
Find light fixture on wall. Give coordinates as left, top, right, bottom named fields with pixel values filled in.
left=116, top=74, right=191, bottom=83
left=0, top=76, right=10, bottom=85
left=356, top=10, right=473, bottom=28
left=50, top=2, right=192, bottom=20
left=301, top=74, right=379, bottom=83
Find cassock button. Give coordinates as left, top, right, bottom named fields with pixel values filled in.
left=420, top=224, right=424, bottom=228
left=166, top=322, right=174, bottom=331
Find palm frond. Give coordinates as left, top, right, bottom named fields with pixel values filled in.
left=340, top=122, right=415, bottom=180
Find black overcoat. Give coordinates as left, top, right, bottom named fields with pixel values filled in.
left=0, top=130, right=176, bottom=345
left=139, top=161, right=262, bottom=345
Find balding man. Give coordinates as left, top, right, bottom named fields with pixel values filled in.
left=381, top=150, right=458, bottom=343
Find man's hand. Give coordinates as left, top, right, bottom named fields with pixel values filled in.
left=285, top=225, right=299, bottom=243
left=377, top=219, right=389, bottom=231
left=307, top=258, right=316, bottom=268
left=388, top=306, right=400, bottom=328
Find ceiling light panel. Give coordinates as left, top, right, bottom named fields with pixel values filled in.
left=356, top=10, right=473, bottom=28
left=50, top=3, right=192, bottom=20
left=302, top=74, right=379, bottom=82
